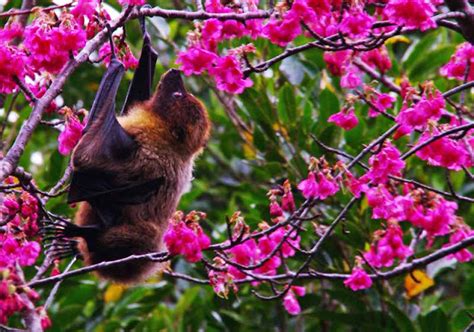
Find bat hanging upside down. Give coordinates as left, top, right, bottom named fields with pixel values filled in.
left=44, top=20, right=210, bottom=283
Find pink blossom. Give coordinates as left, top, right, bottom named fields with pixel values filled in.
left=281, top=191, right=295, bottom=212
left=0, top=24, right=23, bottom=43
left=283, top=286, right=305, bottom=315
left=24, top=17, right=86, bottom=74
left=445, top=228, right=473, bottom=262
left=368, top=93, right=396, bottom=118
left=210, top=55, right=253, bottom=94
left=164, top=217, right=210, bottom=263
left=340, top=65, right=362, bottom=89
left=410, top=199, right=457, bottom=239
left=268, top=227, right=301, bottom=258
left=71, top=0, right=98, bottom=21
left=339, top=9, right=375, bottom=39
left=323, top=50, right=351, bottom=76
left=396, top=90, right=445, bottom=136
left=383, top=0, right=437, bottom=31
left=344, top=171, right=368, bottom=198
left=177, top=47, right=218, bottom=75
left=344, top=268, right=372, bottom=291
left=0, top=45, right=28, bottom=94
left=415, top=130, right=471, bottom=170
left=440, top=43, right=474, bottom=81
left=58, top=116, right=84, bottom=156
left=364, top=223, right=413, bottom=268
left=262, top=16, right=301, bottom=47
left=227, top=239, right=258, bottom=279
left=363, top=141, right=405, bottom=184
left=208, top=267, right=237, bottom=298
left=2, top=196, right=20, bottom=216
left=317, top=173, right=339, bottom=200
left=118, top=0, right=146, bottom=6
left=269, top=201, right=283, bottom=217
left=298, top=172, right=319, bottom=199
left=360, top=47, right=392, bottom=74
left=328, top=107, right=359, bottom=130
left=18, top=241, right=40, bottom=266
left=98, top=42, right=138, bottom=70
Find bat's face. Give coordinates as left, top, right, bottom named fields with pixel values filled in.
left=151, top=69, right=210, bottom=153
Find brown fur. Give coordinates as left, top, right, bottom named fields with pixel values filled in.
left=72, top=73, right=210, bottom=284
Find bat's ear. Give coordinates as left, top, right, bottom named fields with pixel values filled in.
left=120, top=15, right=158, bottom=115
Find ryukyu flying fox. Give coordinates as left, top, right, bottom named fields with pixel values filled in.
left=44, top=19, right=210, bottom=283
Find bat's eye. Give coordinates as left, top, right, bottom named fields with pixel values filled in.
left=172, top=92, right=184, bottom=99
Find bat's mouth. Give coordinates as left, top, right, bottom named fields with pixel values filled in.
left=160, top=69, right=186, bottom=96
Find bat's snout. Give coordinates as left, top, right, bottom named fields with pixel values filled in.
left=160, top=69, right=186, bottom=96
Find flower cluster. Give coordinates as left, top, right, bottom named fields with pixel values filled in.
left=58, top=108, right=85, bottom=156
left=0, top=180, right=44, bottom=325
left=297, top=158, right=340, bottom=200
left=364, top=222, right=413, bottom=268
left=440, top=42, right=474, bottom=81
left=415, top=124, right=473, bottom=171
left=396, top=85, right=446, bottom=136
left=164, top=211, right=211, bottom=262
left=24, top=13, right=86, bottom=74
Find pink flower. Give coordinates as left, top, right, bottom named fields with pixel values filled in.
left=18, top=241, right=40, bottom=266
left=360, top=47, right=392, bottom=74
left=396, top=90, right=445, bottom=136
left=328, top=107, right=359, bottom=130
left=345, top=171, right=369, bottom=198
left=340, top=65, right=362, bottom=89
left=227, top=239, right=258, bottom=279
left=283, top=286, right=305, bottom=315
left=363, top=141, right=405, bottom=184
left=269, top=202, right=283, bottom=217
left=58, top=116, right=84, bottom=156
left=164, top=216, right=210, bottom=263
left=445, top=228, right=473, bottom=263
left=368, top=93, right=395, bottom=118
left=410, top=198, right=457, bottom=239
left=317, top=173, right=339, bottom=200
left=339, top=9, right=375, bottom=39
left=344, top=268, right=372, bottom=291
left=298, top=172, right=319, bottom=199
left=98, top=42, right=138, bottom=70
left=262, top=16, right=301, bottom=47
left=177, top=47, right=218, bottom=75
left=0, top=45, right=28, bottom=94
left=323, top=50, right=351, bottom=76
left=383, top=0, right=437, bottom=31
left=268, top=227, right=301, bottom=258
left=2, top=196, right=20, bottom=216
left=415, top=130, right=471, bottom=170
left=118, top=0, right=146, bottom=6
left=364, top=223, right=413, bottom=268
left=282, top=191, right=295, bottom=212
left=24, top=17, right=86, bottom=74
left=210, top=55, right=253, bottom=94
left=71, top=0, right=98, bottom=21
left=440, top=43, right=474, bottom=81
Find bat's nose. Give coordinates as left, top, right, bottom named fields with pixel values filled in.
left=161, top=69, right=186, bottom=94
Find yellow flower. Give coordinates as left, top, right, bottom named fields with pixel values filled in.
left=104, top=284, right=126, bottom=303
left=404, top=270, right=434, bottom=298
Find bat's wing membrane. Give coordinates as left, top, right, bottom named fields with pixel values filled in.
left=121, top=17, right=158, bottom=115
left=67, top=28, right=163, bottom=227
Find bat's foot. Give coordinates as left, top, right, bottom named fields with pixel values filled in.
left=44, top=238, right=81, bottom=260
left=40, top=219, right=100, bottom=260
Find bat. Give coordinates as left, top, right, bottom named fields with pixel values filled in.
left=43, top=19, right=210, bottom=283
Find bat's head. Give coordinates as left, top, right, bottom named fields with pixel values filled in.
left=150, top=69, right=210, bottom=153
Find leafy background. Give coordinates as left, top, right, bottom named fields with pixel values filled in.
left=1, top=0, right=473, bottom=330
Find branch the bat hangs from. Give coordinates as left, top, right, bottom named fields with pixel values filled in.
left=42, top=18, right=210, bottom=284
